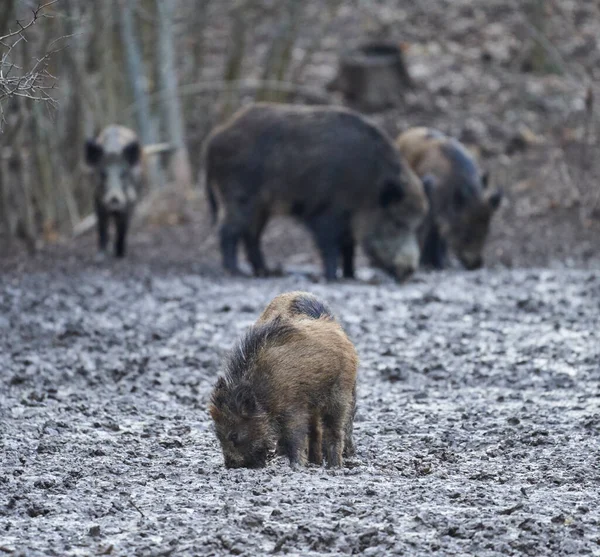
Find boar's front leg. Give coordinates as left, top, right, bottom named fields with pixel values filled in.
left=95, top=202, right=109, bottom=256
left=114, top=212, right=129, bottom=258
left=307, top=214, right=342, bottom=281
left=341, top=235, right=355, bottom=279
left=421, top=223, right=447, bottom=269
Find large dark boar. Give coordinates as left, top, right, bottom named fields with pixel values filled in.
left=396, top=127, right=502, bottom=270
left=204, top=103, right=428, bottom=281
left=256, top=291, right=356, bottom=457
left=85, top=125, right=143, bottom=258
left=210, top=293, right=358, bottom=469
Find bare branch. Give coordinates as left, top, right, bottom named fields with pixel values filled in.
left=0, top=1, right=62, bottom=128
left=0, top=1, right=60, bottom=44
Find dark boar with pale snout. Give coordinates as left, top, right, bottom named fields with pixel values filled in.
left=396, top=127, right=502, bottom=270
left=204, top=103, right=428, bottom=281
left=210, top=293, right=358, bottom=469
left=85, top=125, right=143, bottom=258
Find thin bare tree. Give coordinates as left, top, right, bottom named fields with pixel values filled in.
left=155, top=0, right=192, bottom=189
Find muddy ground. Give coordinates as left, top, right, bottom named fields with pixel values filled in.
left=1, top=254, right=599, bottom=556
left=1, top=2, right=600, bottom=554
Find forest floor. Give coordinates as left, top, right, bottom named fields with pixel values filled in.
left=1, top=242, right=599, bottom=556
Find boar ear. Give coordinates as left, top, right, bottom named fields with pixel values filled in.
left=123, top=140, right=141, bottom=166
left=379, top=179, right=404, bottom=207
left=209, top=403, right=221, bottom=421
left=421, top=174, right=437, bottom=200
left=488, top=189, right=502, bottom=211
left=85, top=139, right=103, bottom=166
left=211, top=377, right=228, bottom=406
left=481, top=171, right=490, bottom=189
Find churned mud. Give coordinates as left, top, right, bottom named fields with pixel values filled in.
left=1, top=260, right=598, bottom=556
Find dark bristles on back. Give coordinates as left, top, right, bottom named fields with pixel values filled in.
left=224, top=317, right=296, bottom=383
left=290, top=295, right=334, bottom=320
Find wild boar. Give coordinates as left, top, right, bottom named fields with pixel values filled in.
left=256, top=290, right=334, bottom=324
left=396, top=127, right=502, bottom=270
left=210, top=293, right=358, bottom=469
left=255, top=290, right=356, bottom=457
left=85, top=125, right=143, bottom=258
left=204, top=103, right=428, bottom=281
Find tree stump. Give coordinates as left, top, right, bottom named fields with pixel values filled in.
left=328, top=42, right=413, bottom=112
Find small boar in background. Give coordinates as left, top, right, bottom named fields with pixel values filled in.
left=85, top=125, right=143, bottom=258
left=210, top=292, right=358, bottom=468
left=204, top=103, right=428, bottom=281
left=396, top=127, right=502, bottom=270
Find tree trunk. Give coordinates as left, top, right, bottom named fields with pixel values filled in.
left=0, top=0, right=15, bottom=37
left=328, top=42, right=413, bottom=112
left=155, top=0, right=192, bottom=189
left=118, top=0, right=161, bottom=189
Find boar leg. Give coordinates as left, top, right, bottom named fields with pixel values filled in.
left=308, top=413, right=324, bottom=465
left=343, top=385, right=357, bottom=457
left=322, top=411, right=345, bottom=467
left=242, top=211, right=269, bottom=276
left=307, top=215, right=342, bottom=281
left=96, top=203, right=109, bottom=254
left=421, top=224, right=447, bottom=269
left=280, top=411, right=309, bottom=467
left=219, top=218, right=243, bottom=275
left=341, top=236, right=355, bottom=279
left=114, top=212, right=129, bottom=258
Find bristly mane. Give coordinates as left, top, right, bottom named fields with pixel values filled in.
left=290, top=295, right=334, bottom=321
left=224, top=317, right=296, bottom=383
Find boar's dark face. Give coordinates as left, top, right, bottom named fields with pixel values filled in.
left=85, top=138, right=141, bottom=213
left=437, top=174, right=502, bottom=270
left=209, top=378, right=276, bottom=469
left=362, top=218, right=420, bottom=281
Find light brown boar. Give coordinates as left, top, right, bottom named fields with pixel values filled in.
left=396, top=127, right=502, bottom=270
left=210, top=293, right=358, bottom=469
left=256, top=291, right=334, bottom=324
left=204, top=103, right=428, bottom=281
left=255, top=291, right=357, bottom=457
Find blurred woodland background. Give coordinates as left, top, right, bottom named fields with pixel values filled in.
left=0, top=0, right=599, bottom=268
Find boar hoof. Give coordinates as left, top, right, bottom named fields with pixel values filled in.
left=262, top=265, right=285, bottom=278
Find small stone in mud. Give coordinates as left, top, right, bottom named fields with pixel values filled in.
left=89, top=525, right=101, bottom=537
left=241, top=513, right=264, bottom=528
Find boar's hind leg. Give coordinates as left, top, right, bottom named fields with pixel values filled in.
left=219, top=218, right=244, bottom=275
left=114, top=212, right=129, bottom=258
left=308, top=413, right=324, bottom=465
left=322, top=409, right=346, bottom=468
left=343, top=385, right=357, bottom=457
left=421, top=224, right=447, bottom=269
left=242, top=211, right=269, bottom=277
